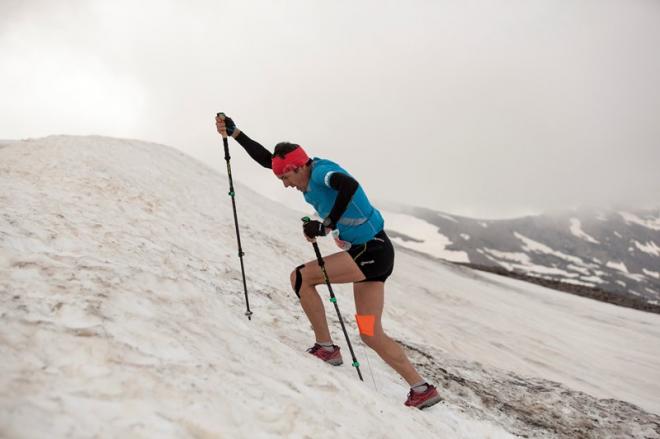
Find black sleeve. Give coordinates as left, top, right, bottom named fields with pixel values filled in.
left=234, top=131, right=273, bottom=169
left=325, top=172, right=359, bottom=229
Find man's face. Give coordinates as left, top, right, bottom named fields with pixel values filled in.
left=278, top=167, right=308, bottom=192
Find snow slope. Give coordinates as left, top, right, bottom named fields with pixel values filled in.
left=1, top=136, right=659, bottom=438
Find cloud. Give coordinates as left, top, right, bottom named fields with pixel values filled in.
left=1, top=0, right=659, bottom=218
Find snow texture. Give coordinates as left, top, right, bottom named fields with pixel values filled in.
left=635, top=240, right=660, bottom=257
left=569, top=218, right=600, bottom=244
left=1, top=136, right=660, bottom=439
left=619, top=212, right=660, bottom=231
left=607, top=261, right=630, bottom=274
left=381, top=211, right=470, bottom=263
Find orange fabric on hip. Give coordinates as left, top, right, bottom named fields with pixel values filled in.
left=355, top=314, right=375, bottom=336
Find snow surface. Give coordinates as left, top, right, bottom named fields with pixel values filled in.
left=514, top=232, right=587, bottom=266
left=481, top=248, right=531, bottom=265
left=2, top=136, right=660, bottom=438
left=479, top=249, right=581, bottom=278
left=607, top=261, right=630, bottom=273
left=381, top=211, right=470, bottom=263
left=436, top=213, right=458, bottom=223
left=643, top=269, right=660, bottom=279
left=619, top=211, right=660, bottom=231
left=634, top=240, right=660, bottom=257
left=569, top=218, right=600, bottom=244
left=0, top=136, right=511, bottom=438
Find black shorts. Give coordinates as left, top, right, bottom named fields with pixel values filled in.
left=347, top=230, right=395, bottom=283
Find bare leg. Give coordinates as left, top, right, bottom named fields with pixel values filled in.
left=290, top=251, right=365, bottom=343
left=353, top=281, right=424, bottom=386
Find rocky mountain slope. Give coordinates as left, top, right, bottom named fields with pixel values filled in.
left=381, top=204, right=660, bottom=311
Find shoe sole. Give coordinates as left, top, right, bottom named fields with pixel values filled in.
left=416, top=394, right=442, bottom=410
left=326, top=357, right=343, bottom=366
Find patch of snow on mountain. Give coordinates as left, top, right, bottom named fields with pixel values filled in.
left=634, top=240, right=660, bottom=257
left=643, top=269, right=660, bottom=279
left=382, top=211, right=469, bottom=262
left=563, top=279, right=597, bottom=287
left=526, top=265, right=578, bottom=277
left=481, top=249, right=578, bottom=277
left=624, top=272, right=647, bottom=283
left=514, top=232, right=586, bottom=266
left=580, top=275, right=606, bottom=284
left=567, top=264, right=591, bottom=276
left=482, top=249, right=531, bottom=264
left=437, top=213, right=458, bottom=223
left=619, top=212, right=660, bottom=231
left=460, top=233, right=470, bottom=240
left=569, top=218, right=600, bottom=244
left=607, top=261, right=629, bottom=273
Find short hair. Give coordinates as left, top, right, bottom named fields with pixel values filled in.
left=273, top=142, right=300, bottom=158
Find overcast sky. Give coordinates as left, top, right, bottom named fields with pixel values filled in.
left=1, top=0, right=659, bottom=218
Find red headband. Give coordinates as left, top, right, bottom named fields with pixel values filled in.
left=272, top=146, right=310, bottom=177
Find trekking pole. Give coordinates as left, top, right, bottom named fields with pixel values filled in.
left=217, top=112, right=253, bottom=320
left=302, top=217, right=363, bottom=381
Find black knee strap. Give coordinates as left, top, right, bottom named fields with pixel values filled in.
left=294, top=264, right=305, bottom=298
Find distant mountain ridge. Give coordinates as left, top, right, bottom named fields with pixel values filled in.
left=381, top=205, right=660, bottom=310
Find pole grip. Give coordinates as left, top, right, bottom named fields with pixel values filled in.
left=217, top=111, right=229, bottom=140
left=301, top=217, right=324, bottom=263
left=223, top=137, right=230, bottom=161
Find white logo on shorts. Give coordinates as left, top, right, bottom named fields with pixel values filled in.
left=360, top=260, right=375, bottom=266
